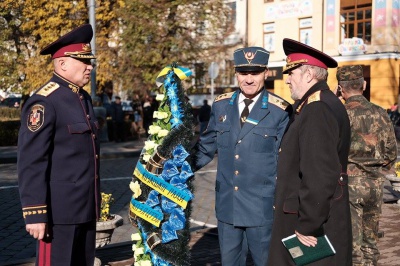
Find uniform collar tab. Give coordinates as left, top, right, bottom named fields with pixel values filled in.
left=53, top=72, right=81, bottom=93
left=229, top=91, right=238, bottom=105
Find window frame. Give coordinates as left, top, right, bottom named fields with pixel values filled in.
left=340, top=1, right=372, bottom=44
left=263, top=23, right=275, bottom=52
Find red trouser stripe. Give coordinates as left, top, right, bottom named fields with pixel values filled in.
left=38, top=240, right=51, bottom=266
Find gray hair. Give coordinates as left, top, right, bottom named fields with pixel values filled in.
left=300, top=65, right=328, bottom=81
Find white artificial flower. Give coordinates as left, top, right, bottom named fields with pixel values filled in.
left=130, top=181, right=142, bottom=198
left=137, top=260, right=152, bottom=266
left=148, top=125, right=161, bottom=135
left=134, top=247, right=145, bottom=258
left=153, top=111, right=169, bottom=119
left=158, top=129, right=169, bottom=137
left=144, top=140, right=157, bottom=150
left=131, top=232, right=142, bottom=241
left=156, top=94, right=165, bottom=101
left=132, top=244, right=137, bottom=251
left=143, top=154, right=151, bottom=162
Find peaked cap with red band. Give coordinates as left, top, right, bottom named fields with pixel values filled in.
left=40, top=24, right=95, bottom=59
left=282, top=38, right=337, bottom=74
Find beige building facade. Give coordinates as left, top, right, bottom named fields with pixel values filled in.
left=245, top=0, right=400, bottom=109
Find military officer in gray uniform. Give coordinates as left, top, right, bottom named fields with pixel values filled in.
left=18, top=24, right=100, bottom=266
left=195, top=47, right=290, bottom=265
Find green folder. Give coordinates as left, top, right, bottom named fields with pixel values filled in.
left=281, top=234, right=336, bottom=266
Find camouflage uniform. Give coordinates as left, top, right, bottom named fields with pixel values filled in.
left=339, top=66, right=397, bottom=266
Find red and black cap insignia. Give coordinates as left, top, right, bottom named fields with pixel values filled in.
left=27, top=104, right=45, bottom=132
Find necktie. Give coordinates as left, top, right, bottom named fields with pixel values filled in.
left=240, top=98, right=253, bottom=127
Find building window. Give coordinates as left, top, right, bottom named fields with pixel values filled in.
left=263, top=23, right=275, bottom=52
left=340, top=0, right=372, bottom=44
left=299, top=18, right=312, bottom=45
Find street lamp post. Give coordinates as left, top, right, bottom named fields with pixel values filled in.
left=88, top=0, right=109, bottom=142
left=208, top=62, right=219, bottom=101
left=88, top=0, right=96, bottom=98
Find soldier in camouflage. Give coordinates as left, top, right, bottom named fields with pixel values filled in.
left=336, top=65, right=397, bottom=265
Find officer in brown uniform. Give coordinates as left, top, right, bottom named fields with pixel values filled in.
left=18, top=24, right=100, bottom=266
left=336, top=65, right=397, bottom=265
left=268, top=39, right=352, bottom=266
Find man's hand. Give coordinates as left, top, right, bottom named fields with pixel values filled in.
left=295, top=230, right=317, bottom=247
left=26, top=223, right=47, bottom=240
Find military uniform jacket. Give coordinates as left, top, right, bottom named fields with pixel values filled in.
left=268, top=81, right=352, bottom=266
left=18, top=73, right=100, bottom=225
left=345, top=95, right=397, bottom=179
left=195, top=89, right=290, bottom=227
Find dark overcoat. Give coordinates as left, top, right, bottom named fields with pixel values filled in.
left=268, top=81, right=352, bottom=266
left=18, top=73, right=101, bottom=225
left=196, top=88, right=290, bottom=227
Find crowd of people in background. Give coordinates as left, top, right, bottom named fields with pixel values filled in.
left=198, top=99, right=211, bottom=135
left=99, top=91, right=159, bottom=142
left=98, top=88, right=219, bottom=142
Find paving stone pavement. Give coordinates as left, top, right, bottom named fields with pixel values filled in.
left=1, top=139, right=400, bottom=266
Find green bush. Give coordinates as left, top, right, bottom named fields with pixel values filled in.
left=0, top=112, right=136, bottom=146
left=0, top=120, right=20, bottom=146
left=0, top=107, right=21, bottom=121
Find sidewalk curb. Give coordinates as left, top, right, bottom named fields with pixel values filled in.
left=0, top=141, right=144, bottom=164
left=0, top=157, right=17, bottom=164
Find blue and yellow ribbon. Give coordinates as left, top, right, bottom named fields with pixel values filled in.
left=156, top=64, right=192, bottom=87
left=130, top=198, right=163, bottom=227
left=134, top=162, right=192, bottom=208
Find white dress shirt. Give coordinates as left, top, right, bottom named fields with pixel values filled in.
left=238, top=91, right=261, bottom=118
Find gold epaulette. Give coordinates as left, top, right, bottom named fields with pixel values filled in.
left=296, top=91, right=321, bottom=113
left=22, top=205, right=47, bottom=219
left=215, top=92, right=235, bottom=102
left=36, top=82, right=60, bottom=97
left=307, top=91, right=321, bottom=104
left=268, top=94, right=290, bottom=110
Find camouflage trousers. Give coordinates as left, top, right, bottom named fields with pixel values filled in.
left=349, top=176, right=384, bottom=266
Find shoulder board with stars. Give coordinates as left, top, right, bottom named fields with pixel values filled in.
left=268, top=94, right=290, bottom=110
left=215, top=92, right=235, bottom=102
left=35, top=82, right=60, bottom=97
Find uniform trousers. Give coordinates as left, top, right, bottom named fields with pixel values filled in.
left=36, top=221, right=96, bottom=266
left=218, top=220, right=271, bottom=266
left=199, top=121, right=209, bottom=135
left=349, top=176, right=384, bottom=266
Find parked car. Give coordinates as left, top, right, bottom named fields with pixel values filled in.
left=0, top=97, right=21, bottom=108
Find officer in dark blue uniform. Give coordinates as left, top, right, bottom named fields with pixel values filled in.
left=195, top=47, right=291, bottom=265
left=18, top=24, right=100, bottom=266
